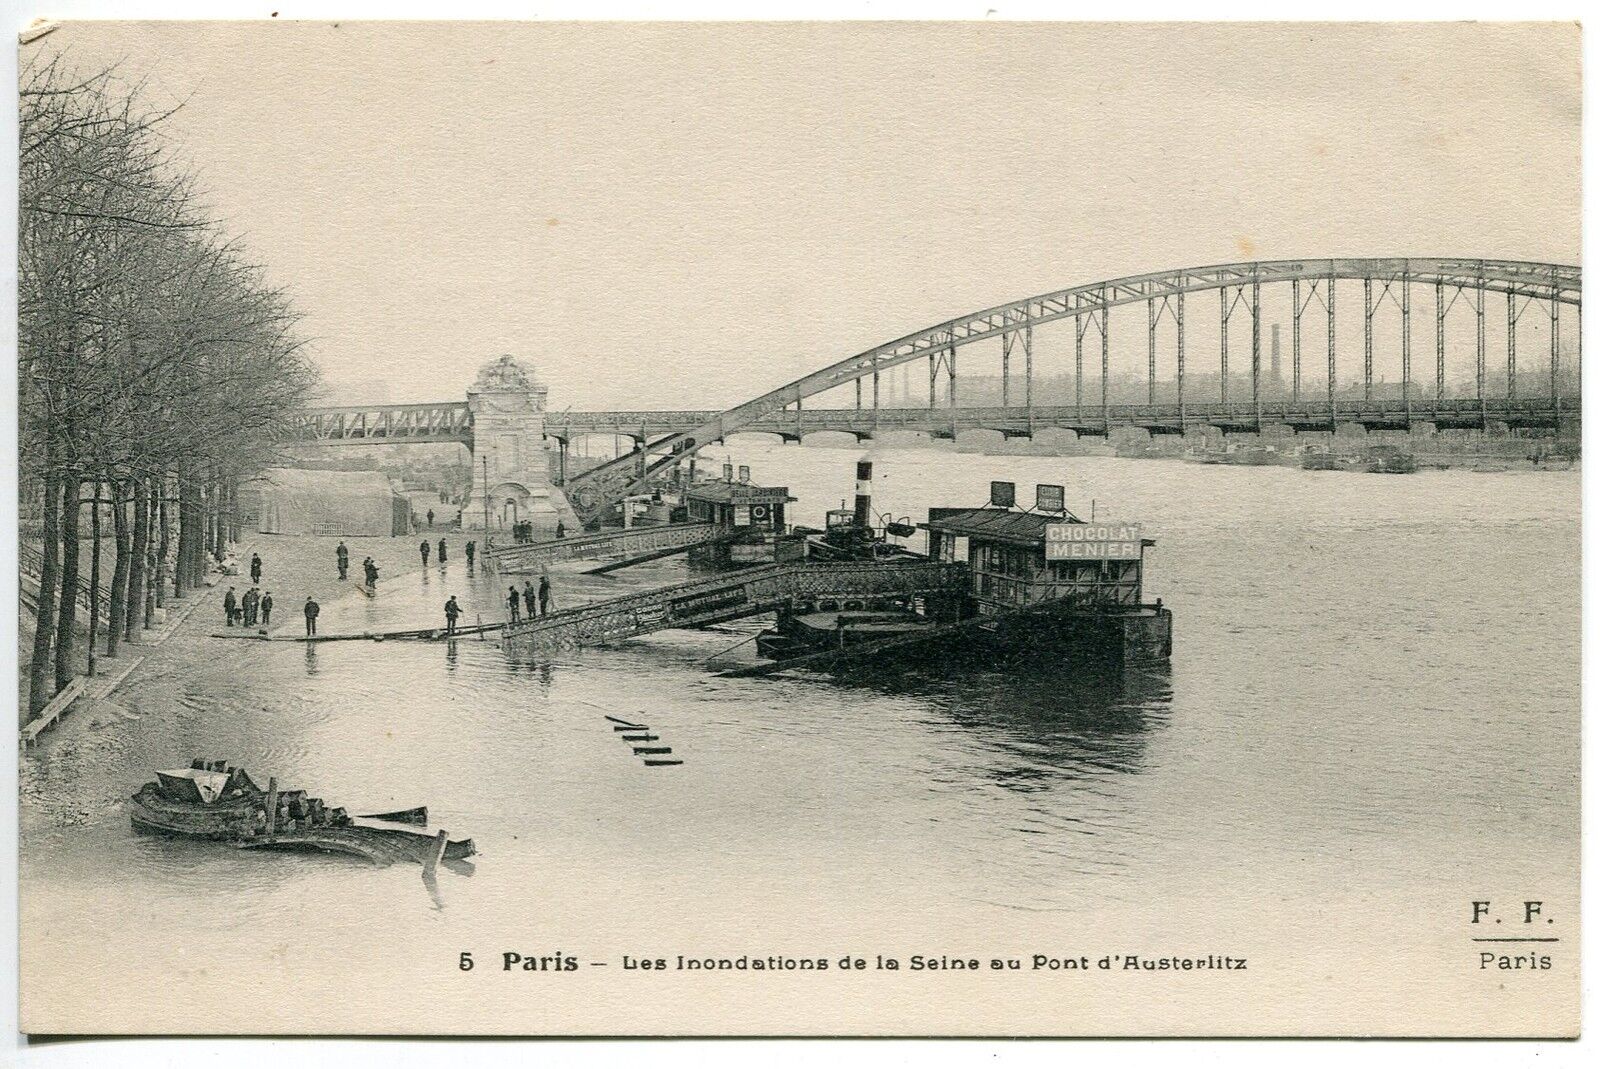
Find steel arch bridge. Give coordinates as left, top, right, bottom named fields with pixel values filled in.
left=557, top=257, right=1580, bottom=525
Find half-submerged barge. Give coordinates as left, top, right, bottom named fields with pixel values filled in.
left=130, top=760, right=475, bottom=867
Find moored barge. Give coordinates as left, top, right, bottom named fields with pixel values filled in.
left=745, top=475, right=1172, bottom=672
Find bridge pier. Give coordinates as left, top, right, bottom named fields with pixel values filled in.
left=1108, top=426, right=1151, bottom=448
left=1030, top=427, right=1079, bottom=449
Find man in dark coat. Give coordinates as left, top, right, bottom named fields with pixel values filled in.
left=437, top=538, right=448, bottom=565
left=303, top=596, right=320, bottom=636
left=538, top=574, right=552, bottom=616
left=420, top=540, right=431, bottom=566
left=427, top=508, right=435, bottom=528
left=336, top=541, right=349, bottom=580
left=260, top=591, right=274, bottom=627
left=250, top=552, right=262, bottom=584
left=522, top=581, right=537, bottom=619
left=242, top=587, right=258, bottom=627
left=465, top=541, right=476, bottom=570
left=444, top=595, right=461, bottom=636
left=223, top=587, right=237, bottom=626
left=507, top=586, right=522, bottom=624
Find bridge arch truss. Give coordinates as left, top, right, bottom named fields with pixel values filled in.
left=562, top=258, right=1580, bottom=525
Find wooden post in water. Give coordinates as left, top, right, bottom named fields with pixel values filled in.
left=425, top=829, right=449, bottom=875
left=265, top=777, right=278, bottom=841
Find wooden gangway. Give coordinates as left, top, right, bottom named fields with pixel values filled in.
left=501, top=559, right=969, bottom=651
left=488, top=522, right=723, bottom=574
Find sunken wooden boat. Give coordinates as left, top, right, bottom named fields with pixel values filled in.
left=130, top=760, right=475, bottom=867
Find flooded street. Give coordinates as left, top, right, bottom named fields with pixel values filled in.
left=20, top=445, right=1580, bottom=1035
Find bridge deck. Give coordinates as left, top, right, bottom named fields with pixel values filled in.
left=501, top=560, right=967, bottom=651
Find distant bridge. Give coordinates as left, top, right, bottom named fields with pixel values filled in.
left=292, top=257, right=1581, bottom=527
left=292, top=396, right=1571, bottom=457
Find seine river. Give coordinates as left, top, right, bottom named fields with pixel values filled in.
left=20, top=445, right=1580, bottom=1035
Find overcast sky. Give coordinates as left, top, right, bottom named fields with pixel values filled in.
left=26, top=21, right=1581, bottom=410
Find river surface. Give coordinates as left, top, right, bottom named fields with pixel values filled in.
left=19, top=446, right=1581, bottom=1035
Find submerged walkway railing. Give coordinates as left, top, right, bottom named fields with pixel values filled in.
left=501, top=560, right=969, bottom=651
left=488, top=522, right=721, bottom=574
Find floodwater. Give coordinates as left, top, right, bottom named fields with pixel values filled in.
left=19, top=445, right=1581, bottom=1035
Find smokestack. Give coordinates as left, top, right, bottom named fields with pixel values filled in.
left=853, top=460, right=873, bottom=529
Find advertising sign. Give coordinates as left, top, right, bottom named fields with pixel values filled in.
left=1044, top=522, right=1143, bottom=561
left=989, top=481, right=1016, bottom=508
left=1035, top=483, right=1065, bottom=513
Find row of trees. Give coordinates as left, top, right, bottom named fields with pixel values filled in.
left=19, top=55, right=319, bottom=721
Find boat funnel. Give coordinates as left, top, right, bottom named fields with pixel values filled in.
left=853, top=460, right=873, bottom=529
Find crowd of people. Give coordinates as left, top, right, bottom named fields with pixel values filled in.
left=503, top=576, right=553, bottom=624
left=222, top=532, right=552, bottom=643
left=221, top=585, right=273, bottom=628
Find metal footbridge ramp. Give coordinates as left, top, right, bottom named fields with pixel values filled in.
left=488, top=523, right=728, bottom=574
left=501, top=560, right=968, bottom=651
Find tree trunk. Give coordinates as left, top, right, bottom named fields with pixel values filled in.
left=106, top=479, right=130, bottom=659
left=155, top=473, right=170, bottom=608
left=54, top=473, right=81, bottom=693
left=125, top=477, right=149, bottom=641
left=210, top=480, right=224, bottom=562
left=27, top=471, right=61, bottom=720
left=87, top=477, right=102, bottom=677
left=179, top=474, right=198, bottom=593
left=177, top=476, right=193, bottom=595
left=143, top=483, right=158, bottom=628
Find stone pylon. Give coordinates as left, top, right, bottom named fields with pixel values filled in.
left=460, top=355, right=581, bottom=535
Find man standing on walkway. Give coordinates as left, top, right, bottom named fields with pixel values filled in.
left=437, top=538, right=448, bottom=567
left=336, top=541, right=349, bottom=580
left=260, top=591, right=274, bottom=628
left=522, top=580, right=537, bottom=619
left=465, top=541, right=476, bottom=572
left=242, top=587, right=258, bottom=627
left=444, top=595, right=461, bottom=636
left=538, top=573, right=552, bottom=616
left=223, top=587, right=237, bottom=626
left=303, top=596, right=320, bottom=637
left=250, top=552, right=262, bottom=585
left=507, top=585, right=522, bottom=624
left=420, top=539, right=431, bottom=567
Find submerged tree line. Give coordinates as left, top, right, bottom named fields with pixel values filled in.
left=19, top=56, right=318, bottom=720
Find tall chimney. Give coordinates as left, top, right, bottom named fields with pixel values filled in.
left=852, top=460, right=873, bottom=529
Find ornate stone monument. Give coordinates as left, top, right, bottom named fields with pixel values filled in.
left=461, top=355, right=579, bottom=535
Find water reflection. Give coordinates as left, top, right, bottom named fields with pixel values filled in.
left=833, top=653, right=1170, bottom=791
